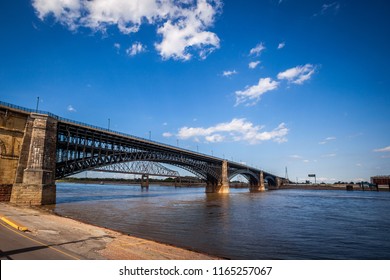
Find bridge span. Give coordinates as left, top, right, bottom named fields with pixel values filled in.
left=0, top=101, right=287, bottom=205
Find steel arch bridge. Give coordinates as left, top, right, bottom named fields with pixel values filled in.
left=55, top=120, right=285, bottom=192
left=1, top=101, right=288, bottom=205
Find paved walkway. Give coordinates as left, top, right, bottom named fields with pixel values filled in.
left=0, top=202, right=220, bottom=260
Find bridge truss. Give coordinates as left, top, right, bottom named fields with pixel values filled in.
left=93, top=161, right=180, bottom=178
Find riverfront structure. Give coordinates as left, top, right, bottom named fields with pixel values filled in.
left=371, top=176, right=390, bottom=186
left=0, top=101, right=287, bottom=205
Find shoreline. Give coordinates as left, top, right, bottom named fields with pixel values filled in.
left=277, top=184, right=390, bottom=192
left=0, top=202, right=222, bottom=260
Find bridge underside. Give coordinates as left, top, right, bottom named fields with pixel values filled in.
left=1, top=104, right=286, bottom=205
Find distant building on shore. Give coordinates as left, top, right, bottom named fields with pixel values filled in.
left=371, top=175, right=390, bottom=185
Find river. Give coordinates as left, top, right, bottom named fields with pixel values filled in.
left=52, top=183, right=390, bottom=259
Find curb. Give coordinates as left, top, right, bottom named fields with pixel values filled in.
left=0, top=215, right=28, bottom=232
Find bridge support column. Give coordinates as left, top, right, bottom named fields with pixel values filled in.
left=251, top=170, right=266, bottom=192
left=141, top=174, right=149, bottom=188
left=205, top=160, right=229, bottom=193
left=10, top=114, right=57, bottom=205
left=276, top=177, right=282, bottom=189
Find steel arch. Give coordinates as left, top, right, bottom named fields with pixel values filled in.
left=94, top=161, right=180, bottom=177
left=228, top=169, right=259, bottom=183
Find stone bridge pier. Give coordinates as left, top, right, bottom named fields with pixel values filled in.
left=12, top=114, right=57, bottom=205
left=205, top=160, right=229, bottom=193
left=205, top=162, right=268, bottom=193
left=250, top=170, right=266, bottom=192
left=141, top=174, right=149, bottom=189
left=0, top=109, right=58, bottom=205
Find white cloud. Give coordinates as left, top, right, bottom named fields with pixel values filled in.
left=126, top=42, right=146, bottom=56
left=235, top=63, right=316, bottom=107
left=374, top=146, right=390, bottom=152
left=84, top=0, right=161, bottom=34
left=321, top=2, right=340, bottom=14
left=313, top=2, right=340, bottom=17
left=222, top=70, right=238, bottom=77
left=162, top=132, right=173, bottom=138
left=248, top=61, right=260, bottom=69
left=155, top=0, right=221, bottom=61
left=67, top=105, right=76, bottom=112
left=249, top=42, right=266, bottom=56
left=322, top=153, right=337, bottom=158
left=319, top=136, right=336, bottom=144
left=33, top=0, right=82, bottom=29
left=205, top=134, right=225, bottom=143
left=235, top=77, right=279, bottom=106
left=277, top=64, right=316, bottom=84
left=289, top=155, right=303, bottom=159
left=177, top=118, right=288, bottom=144
left=114, top=42, right=121, bottom=52
left=32, top=0, right=222, bottom=61
left=277, top=42, right=285, bottom=49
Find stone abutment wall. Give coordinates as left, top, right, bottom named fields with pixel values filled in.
left=0, top=106, right=58, bottom=205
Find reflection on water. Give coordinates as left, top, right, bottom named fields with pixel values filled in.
left=52, top=183, right=390, bottom=259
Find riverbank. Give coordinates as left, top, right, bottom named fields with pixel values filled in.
left=0, top=202, right=220, bottom=260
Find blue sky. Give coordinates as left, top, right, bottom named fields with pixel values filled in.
left=1, top=0, right=389, bottom=183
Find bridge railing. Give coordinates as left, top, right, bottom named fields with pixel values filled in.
left=0, top=100, right=119, bottom=133
left=0, top=100, right=59, bottom=118
left=0, top=100, right=178, bottom=147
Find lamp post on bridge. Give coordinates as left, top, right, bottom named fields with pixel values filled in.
left=36, top=96, right=40, bottom=112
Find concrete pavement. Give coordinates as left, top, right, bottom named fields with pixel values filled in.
left=0, top=202, right=220, bottom=260
left=0, top=220, right=80, bottom=260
